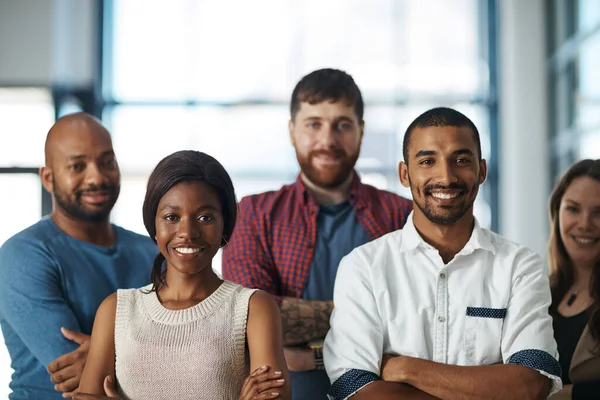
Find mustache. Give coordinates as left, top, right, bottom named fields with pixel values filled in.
left=310, top=149, right=346, bottom=158
left=76, top=184, right=116, bottom=196
left=424, top=182, right=467, bottom=195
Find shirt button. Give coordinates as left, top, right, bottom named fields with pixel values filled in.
left=439, top=273, right=446, bottom=279
left=438, top=316, right=446, bottom=323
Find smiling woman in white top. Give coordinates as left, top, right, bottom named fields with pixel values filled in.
left=324, top=107, right=561, bottom=400
left=75, top=151, right=291, bottom=400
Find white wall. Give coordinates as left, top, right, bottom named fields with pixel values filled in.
left=0, top=0, right=54, bottom=85
left=499, top=0, right=550, bottom=259
left=0, top=0, right=97, bottom=86
left=0, top=1, right=99, bottom=396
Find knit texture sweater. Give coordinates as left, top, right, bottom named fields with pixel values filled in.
left=115, top=281, right=257, bottom=399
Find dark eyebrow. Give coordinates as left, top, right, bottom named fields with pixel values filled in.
left=414, top=149, right=475, bottom=158
left=453, top=148, right=475, bottom=156
left=67, top=154, right=87, bottom=162
left=100, top=150, right=116, bottom=158
left=159, top=204, right=180, bottom=212
left=415, top=150, right=436, bottom=158
left=564, top=199, right=600, bottom=210
left=302, top=116, right=322, bottom=122
left=302, top=116, right=355, bottom=123
left=158, top=204, right=220, bottom=213
left=67, top=150, right=115, bottom=162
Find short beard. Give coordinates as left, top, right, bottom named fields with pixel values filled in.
left=414, top=198, right=471, bottom=225
left=53, top=176, right=118, bottom=223
left=409, top=177, right=476, bottom=225
left=296, top=149, right=359, bottom=189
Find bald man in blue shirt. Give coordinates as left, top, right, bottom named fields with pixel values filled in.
left=0, top=113, right=156, bottom=399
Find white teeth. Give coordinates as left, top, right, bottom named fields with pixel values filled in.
left=174, top=247, right=201, bottom=254
left=573, top=236, right=597, bottom=244
left=431, top=192, right=460, bottom=200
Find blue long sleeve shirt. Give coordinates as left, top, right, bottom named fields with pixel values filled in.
left=0, top=217, right=157, bottom=399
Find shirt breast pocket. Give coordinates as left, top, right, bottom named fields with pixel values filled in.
left=463, top=307, right=506, bottom=365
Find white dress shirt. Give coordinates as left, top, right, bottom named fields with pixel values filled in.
left=324, top=212, right=562, bottom=399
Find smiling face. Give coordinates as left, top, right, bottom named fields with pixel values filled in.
left=41, top=119, right=120, bottom=223
left=559, top=176, right=600, bottom=268
left=154, top=181, right=224, bottom=277
left=289, top=100, right=364, bottom=189
left=399, top=125, right=486, bottom=225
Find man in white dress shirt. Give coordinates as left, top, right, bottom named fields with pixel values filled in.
left=324, top=107, right=562, bottom=400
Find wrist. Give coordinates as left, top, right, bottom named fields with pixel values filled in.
left=313, top=347, right=324, bottom=371
left=391, top=356, right=413, bottom=384
left=309, top=340, right=324, bottom=371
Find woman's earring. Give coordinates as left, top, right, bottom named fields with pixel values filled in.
left=220, top=236, right=229, bottom=248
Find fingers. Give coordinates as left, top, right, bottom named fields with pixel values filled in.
left=251, top=365, right=269, bottom=376
left=251, top=371, right=284, bottom=386
left=72, top=391, right=115, bottom=400
left=62, top=389, right=77, bottom=398
left=73, top=394, right=108, bottom=400
left=103, top=376, right=118, bottom=397
left=250, top=376, right=285, bottom=394
left=61, top=327, right=91, bottom=346
left=240, top=367, right=285, bottom=399
left=240, top=366, right=268, bottom=398
left=50, top=362, right=81, bottom=384
left=240, top=389, right=282, bottom=400
left=54, top=375, right=79, bottom=393
left=49, top=359, right=85, bottom=395
left=48, top=354, right=69, bottom=374
left=48, top=347, right=86, bottom=373
left=248, top=391, right=282, bottom=400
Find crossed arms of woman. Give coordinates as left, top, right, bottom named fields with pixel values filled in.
left=74, top=290, right=291, bottom=400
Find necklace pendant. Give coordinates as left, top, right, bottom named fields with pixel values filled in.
left=567, top=292, right=577, bottom=306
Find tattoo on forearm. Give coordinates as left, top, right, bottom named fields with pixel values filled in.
left=280, top=298, right=334, bottom=346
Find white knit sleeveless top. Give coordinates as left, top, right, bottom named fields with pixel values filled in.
left=114, top=280, right=257, bottom=400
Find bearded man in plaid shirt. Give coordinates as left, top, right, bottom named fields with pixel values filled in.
left=222, top=68, right=412, bottom=400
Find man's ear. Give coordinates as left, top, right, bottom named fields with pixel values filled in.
left=288, top=119, right=296, bottom=147
left=479, top=159, right=488, bottom=185
left=359, top=120, right=365, bottom=141
left=39, top=166, right=54, bottom=194
left=399, top=161, right=411, bottom=188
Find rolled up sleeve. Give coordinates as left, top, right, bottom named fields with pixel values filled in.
left=324, top=250, right=383, bottom=400
left=501, top=249, right=562, bottom=395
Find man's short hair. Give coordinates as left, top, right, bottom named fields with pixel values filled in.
left=290, top=68, right=364, bottom=121
left=402, top=107, right=482, bottom=163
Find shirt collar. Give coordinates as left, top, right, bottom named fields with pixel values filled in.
left=400, top=211, right=496, bottom=255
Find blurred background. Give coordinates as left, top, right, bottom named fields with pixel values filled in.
left=0, top=0, right=599, bottom=396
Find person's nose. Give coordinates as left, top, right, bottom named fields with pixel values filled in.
left=435, top=160, right=459, bottom=185
left=177, top=217, right=200, bottom=239
left=579, top=210, right=595, bottom=232
left=316, top=123, right=338, bottom=149
left=84, top=163, right=110, bottom=188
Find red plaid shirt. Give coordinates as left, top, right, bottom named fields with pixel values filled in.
left=222, top=173, right=413, bottom=303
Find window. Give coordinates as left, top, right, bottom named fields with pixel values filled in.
left=0, top=88, right=54, bottom=168
left=549, top=0, right=600, bottom=179
left=103, top=0, right=498, bottom=248
left=0, top=87, right=54, bottom=399
left=0, top=174, right=43, bottom=397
